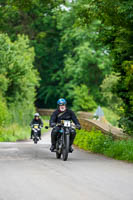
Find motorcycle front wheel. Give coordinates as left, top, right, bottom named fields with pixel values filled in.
left=62, top=134, right=70, bottom=161
left=56, top=143, right=61, bottom=159
left=34, top=137, right=38, bottom=144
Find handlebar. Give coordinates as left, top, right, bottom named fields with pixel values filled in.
left=45, top=123, right=80, bottom=129
left=31, top=125, right=43, bottom=129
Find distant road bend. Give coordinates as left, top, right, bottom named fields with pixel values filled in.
left=0, top=130, right=133, bottom=200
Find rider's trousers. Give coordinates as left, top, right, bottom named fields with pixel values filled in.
left=51, top=126, right=76, bottom=146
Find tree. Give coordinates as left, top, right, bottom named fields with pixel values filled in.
left=0, top=33, right=39, bottom=124
left=72, top=0, right=133, bottom=134
left=59, top=19, right=112, bottom=104
left=73, top=85, right=97, bottom=112
left=100, top=73, right=122, bottom=111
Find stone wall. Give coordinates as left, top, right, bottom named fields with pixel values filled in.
left=37, top=108, right=55, bottom=116
left=37, top=109, right=128, bottom=140
left=79, top=118, right=128, bottom=140
left=77, top=111, right=94, bottom=119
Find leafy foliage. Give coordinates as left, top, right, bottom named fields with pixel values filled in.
left=0, top=95, right=10, bottom=127
left=72, top=0, right=133, bottom=134
left=100, top=73, right=122, bottom=110
left=0, top=0, right=133, bottom=135
left=0, top=33, right=39, bottom=129
left=72, top=85, right=97, bottom=112
left=74, top=129, right=113, bottom=153
left=75, top=129, right=133, bottom=162
left=0, top=1, right=112, bottom=109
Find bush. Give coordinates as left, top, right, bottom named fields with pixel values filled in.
left=0, top=124, right=30, bottom=142
left=0, top=33, right=39, bottom=125
left=102, top=107, right=120, bottom=127
left=73, top=85, right=97, bottom=112
left=118, top=113, right=133, bottom=136
left=74, top=129, right=133, bottom=162
left=104, top=140, right=133, bottom=161
left=9, top=101, right=35, bottom=126
left=74, top=129, right=113, bottom=153
left=0, top=95, right=10, bottom=127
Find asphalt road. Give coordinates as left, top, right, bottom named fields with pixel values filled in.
left=0, top=130, right=133, bottom=200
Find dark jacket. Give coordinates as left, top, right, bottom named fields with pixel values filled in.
left=50, top=109, right=80, bottom=126
left=30, top=118, right=43, bottom=127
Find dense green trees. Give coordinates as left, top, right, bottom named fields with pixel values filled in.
left=0, top=34, right=39, bottom=126
left=0, top=0, right=133, bottom=134
left=70, top=0, right=133, bottom=134
left=0, top=0, right=111, bottom=108
left=0, top=0, right=65, bottom=108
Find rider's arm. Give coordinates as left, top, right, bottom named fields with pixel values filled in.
left=49, top=111, right=57, bottom=127
left=40, top=119, right=43, bottom=127
left=30, top=119, right=34, bottom=127
left=70, top=110, right=81, bottom=128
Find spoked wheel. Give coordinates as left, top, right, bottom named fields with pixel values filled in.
left=56, top=143, right=61, bottom=159
left=62, top=135, right=70, bottom=161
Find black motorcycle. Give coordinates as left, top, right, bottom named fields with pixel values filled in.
left=32, top=124, right=41, bottom=144
left=46, top=120, right=75, bottom=161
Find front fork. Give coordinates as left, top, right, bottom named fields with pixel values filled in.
left=62, top=128, right=70, bottom=148
left=57, top=128, right=70, bottom=151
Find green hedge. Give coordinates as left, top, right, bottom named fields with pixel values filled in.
left=74, top=129, right=133, bottom=162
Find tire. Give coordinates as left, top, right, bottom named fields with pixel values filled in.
left=56, top=152, right=61, bottom=159
left=34, top=138, right=38, bottom=144
left=62, top=134, right=70, bottom=161
left=56, top=142, right=61, bottom=159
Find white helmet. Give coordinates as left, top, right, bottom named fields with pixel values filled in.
left=34, top=113, right=40, bottom=117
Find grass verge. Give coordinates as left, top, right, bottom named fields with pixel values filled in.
left=0, top=124, right=30, bottom=142
left=74, top=129, right=133, bottom=162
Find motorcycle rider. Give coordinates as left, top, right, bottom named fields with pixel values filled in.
left=30, top=113, right=43, bottom=140
left=50, top=98, right=81, bottom=152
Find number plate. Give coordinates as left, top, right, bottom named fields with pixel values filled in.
left=34, top=125, right=38, bottom=129
left=64, top=120, right=71, bottom=127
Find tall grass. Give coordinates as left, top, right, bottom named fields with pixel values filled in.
left=0, top=124, right=30, bottom=142
left=0, top=100, right=49, bottom=142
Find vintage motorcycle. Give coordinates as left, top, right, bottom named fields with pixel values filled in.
left=31, top=124, right=41, bottom=144
left=46, top=120, right=77, bottom=161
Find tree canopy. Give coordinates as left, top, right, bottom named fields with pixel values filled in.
left=0, top=0, right=133, bottom=134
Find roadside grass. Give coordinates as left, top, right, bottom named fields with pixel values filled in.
left=0, top=118, right=49, bottom=142
left=0, top=124, right=30, bottom=142
left=74, top=129, right=133, bottom=162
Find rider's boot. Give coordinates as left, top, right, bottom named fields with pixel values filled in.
left=69, top=145, right=73, bottom=153
left=50, top=144, right=56, bottom=152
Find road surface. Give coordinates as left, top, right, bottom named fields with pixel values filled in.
left=0, top=130, right=133, bottom=200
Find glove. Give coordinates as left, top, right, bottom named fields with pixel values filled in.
left=50, top=123, right=56, bottom=128
left=76, top=124, right=81, bottom=130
